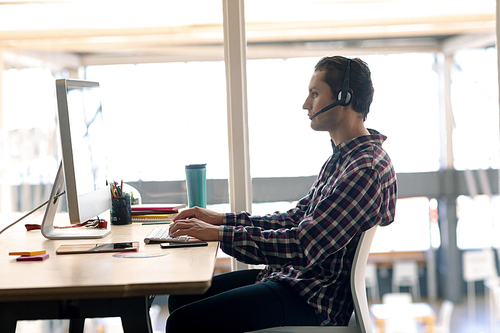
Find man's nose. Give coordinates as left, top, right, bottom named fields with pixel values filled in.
left=302, top=97, right=310, bottom=110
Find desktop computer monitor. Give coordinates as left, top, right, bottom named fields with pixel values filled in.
left=41, top=79, right=111, bottom=239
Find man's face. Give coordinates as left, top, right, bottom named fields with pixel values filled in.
left=302, top=70, right=336, bottom=131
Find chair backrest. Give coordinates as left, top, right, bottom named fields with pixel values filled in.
left=437, top=300, right=454, bottom=333
left=462, top=248, right=498, bottom=282
left=351, top=225, right=378, bottom=333
left=392, top=260, right=419, bottom=283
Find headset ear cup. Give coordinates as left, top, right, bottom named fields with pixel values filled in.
left=344, top=92, right=351, bottom=105
left=337, top=91, right=352, bottom=106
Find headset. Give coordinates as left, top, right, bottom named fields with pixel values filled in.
left=309, top=59, right=352, bottom=120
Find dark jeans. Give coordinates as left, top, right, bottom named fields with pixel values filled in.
left=166, top=269, right=319, bottom=333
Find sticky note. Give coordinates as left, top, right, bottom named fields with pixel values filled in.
left=9, top=250, right=46, bottom=256
left=16, top=254, right=49, bottom=261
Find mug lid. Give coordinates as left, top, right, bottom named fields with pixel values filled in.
left=185, top=164, right=206, bottom=169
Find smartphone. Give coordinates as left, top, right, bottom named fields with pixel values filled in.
left=160, top=241, right=208, bottom=249
left=56, top=242, right=139, bottom=254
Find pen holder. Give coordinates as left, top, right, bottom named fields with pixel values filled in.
left=110, top=196, right=132, bottom=225
left=185, top=164, right=207, bottom=208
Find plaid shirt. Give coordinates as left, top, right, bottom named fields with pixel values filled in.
left=219, top=129, right=397, bottom=326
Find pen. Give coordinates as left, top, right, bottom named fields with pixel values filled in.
left=142, top=221, right=172, bottom=225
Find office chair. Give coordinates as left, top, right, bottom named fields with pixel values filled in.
left=463, top=248, right=498, bottom=326
left=391, top=260, right=421, bottom=301
left=249, top=226, right=378, bottom=333
left=435, top=300, right=454, bottom=333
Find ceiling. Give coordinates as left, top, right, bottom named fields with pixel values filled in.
left=0, top=0, right=496, bottom=71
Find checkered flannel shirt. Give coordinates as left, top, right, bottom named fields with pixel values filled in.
left=219, top=129, right=397, bottom=326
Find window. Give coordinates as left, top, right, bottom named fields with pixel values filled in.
left=457, top=194, right=500, bottom=249
left=451, top=48, right=499, bottom=170
left=246, top=53, right=441, bottom=180
left=365, top=53, right=441, bottom=173
left=85, top=61, right=229, bottom=182
left=451, top=48, right=500, bottom=250
left=371, top=197, right=432, bottom=252
left=1, top=68, right=58, bottom=187
left=246, top=57, right=332, bottom=178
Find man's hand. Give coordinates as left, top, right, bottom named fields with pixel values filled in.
left=173, top=206, right=223, bottom=225
left=169, top=218, right=220, bottom=241
left=169, top=207, right=224, bottom=241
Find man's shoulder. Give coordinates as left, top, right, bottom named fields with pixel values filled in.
left=342, top=141, right=395, bottom=180
left=347, top=140, right=388, bottom=164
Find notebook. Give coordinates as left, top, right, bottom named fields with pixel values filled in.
left=131, top=204, right=185, bottom=222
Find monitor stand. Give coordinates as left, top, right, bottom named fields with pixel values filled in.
left=41, top=162, right=111, bottom=240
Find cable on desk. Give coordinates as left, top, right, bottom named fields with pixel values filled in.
left=0, top=191, right=65, bottom=235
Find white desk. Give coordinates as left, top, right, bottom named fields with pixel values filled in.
left=370, top=302, right=436, bottom=333
left=0, top=213, right=219, bottom=332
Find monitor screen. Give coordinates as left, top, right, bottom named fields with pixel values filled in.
left=60, top=79, right=110, bottom=222
left=41, top=79, right=111, bottom=239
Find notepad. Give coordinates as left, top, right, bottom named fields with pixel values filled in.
left=16, top=253, right=49, bottom=261
left=9, top=250, right=46, bottom=256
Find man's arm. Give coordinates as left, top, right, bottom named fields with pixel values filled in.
left=219, top=168, right=383, bottom=267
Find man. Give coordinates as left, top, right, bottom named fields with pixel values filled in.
left=166, top=56, right=397, bottom=332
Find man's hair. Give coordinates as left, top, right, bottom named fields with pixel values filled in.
left=314, top=56, right=374, bottom=121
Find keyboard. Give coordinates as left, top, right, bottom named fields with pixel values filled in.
left=144, top=228, right=192, bottom=244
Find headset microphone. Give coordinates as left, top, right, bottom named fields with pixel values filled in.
left=309, top=59, right=352, bottom=121
left=309, top=101, right=341, bottom=120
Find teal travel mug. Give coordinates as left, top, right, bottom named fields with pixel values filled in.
left=185, top=164, right=207, bottom=208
